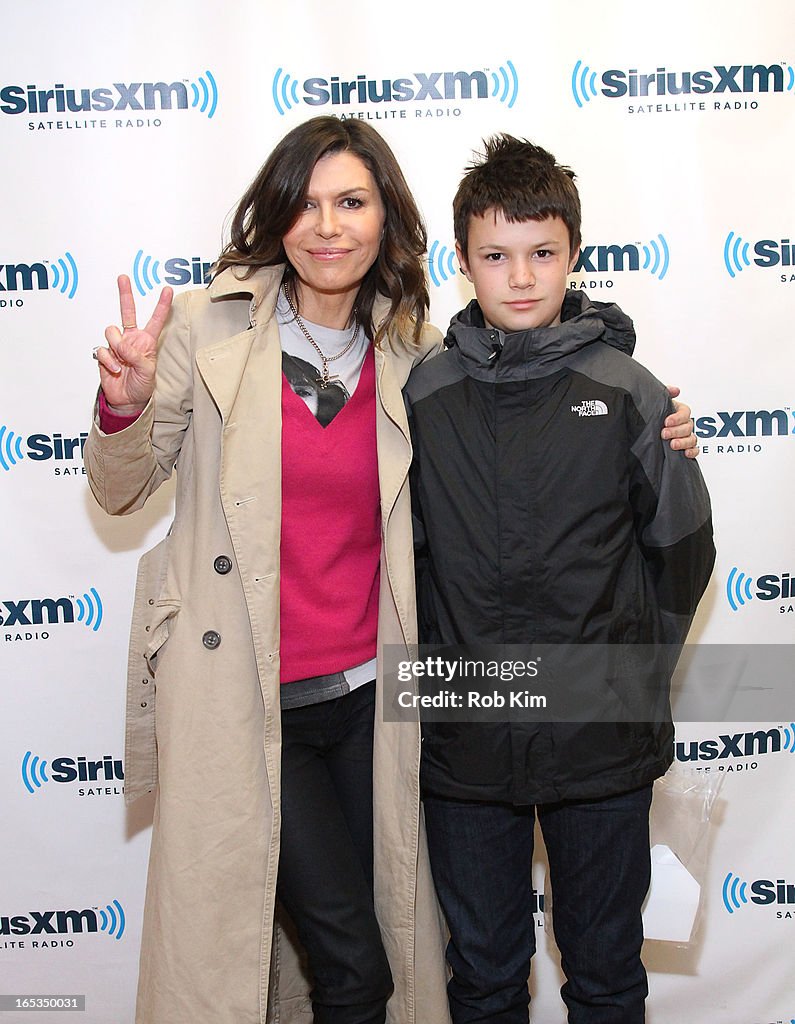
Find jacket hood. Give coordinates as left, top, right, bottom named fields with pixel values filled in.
left=444, top=289, right=636, bottom=379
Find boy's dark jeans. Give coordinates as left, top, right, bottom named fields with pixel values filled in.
left=424, top=785, right=653, bottom=1024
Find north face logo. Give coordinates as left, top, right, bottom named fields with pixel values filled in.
left=571, top=400, right=608, bottom=417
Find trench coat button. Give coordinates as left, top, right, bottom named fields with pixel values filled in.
left=202, top=630, right=221, bottom=650
left=213, top=555, right=233, bottom=575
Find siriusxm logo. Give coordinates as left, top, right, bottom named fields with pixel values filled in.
left=572, top=235, right=670, bottom=280
left=428, top=241, right=457, bottom=287
left=726, top=568, right=793, bottom=612
left=1, top=901, right=125, bottom=940
left=271, top=62, right=518, bottom=115
left=571, top=60, right=794, bottom=106
left=724, top=232, right=795, bottom=277
left=0, top=73, right=218, bottom=118
left=695, top=409, right=793, bottom=440
left=0, top=426, right=87, bottom=472
left=1, top=590, right=103, bottom=631
left=429, top=235, right=671, bottom=287
left=132, top=249, right=213, bottom=297
left=0, top=253, right=78, bottom=299
left=676, top=727, right=795, bottom=762
left=21, top=752, right=124, bottom=794
left=722, top=872, right=795, bottom=914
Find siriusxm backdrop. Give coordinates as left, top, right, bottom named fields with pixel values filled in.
left=1, top=2, right=793, bottom=1022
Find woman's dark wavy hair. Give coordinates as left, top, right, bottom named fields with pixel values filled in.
left=215, top=116, right=429, bottom=348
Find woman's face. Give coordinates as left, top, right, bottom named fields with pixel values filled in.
left=282, top=151, right=386, bottom=317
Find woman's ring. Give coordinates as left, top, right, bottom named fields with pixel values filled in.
left=122, top=323, right=137, bottom=331
left=92, top=346, right=101, bottom=360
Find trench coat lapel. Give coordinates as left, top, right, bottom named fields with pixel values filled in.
left=195, top=269, right=285, bottom=678
left=374, top=339, right=417, bottom=652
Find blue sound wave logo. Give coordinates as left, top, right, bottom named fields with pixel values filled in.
left=132, top=249, right=161, bottom=297
left=75, top=588, right=104, bottom=631
left=131, top=251, right=213, bottom=296
left=571, top=60, right=795, bottom=106
left=272, top=67, right=299, bottom=115
left=99, top=900, right=126, bottom=940
left=726, top=567, right=754, bottom=612
left=783, top=724, right=795, bottom=753
left=0, top=256, right=78, bottom=297
left=571, top=60, right=599, bottom=107
left=1, top=590, right=104, bottom=632
left=0, top=901, right=128, bottom=940
left=723, top=231, right=752, bottom=278
left=428, top=240, right=457, bottom=287
left=20, top=751, right=124, bottom=794
left=490, top=61, right=519, bottom=108
left=0, top=424, right=25, bottom=471
left=189, top=70, right=218, bottom=119
left=21, top=751, right=49, bottom=793
left=722, top=871, right=749, bottom=913
left=640, top=234, right=670, bottom=279
left=270, top=63, right=518, bottom=114
left=0, top=426, right=87, bottom=471
left=572, top=235, right=671, bottom=279
left=48, top=251, right=79, bottom=298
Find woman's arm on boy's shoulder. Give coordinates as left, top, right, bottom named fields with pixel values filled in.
left=630, top=388, right=715, bottom=649
left=663, top=386, right=698, bottom=458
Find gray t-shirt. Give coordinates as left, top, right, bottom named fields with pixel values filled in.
left=276, top=290, right=369, bottom=427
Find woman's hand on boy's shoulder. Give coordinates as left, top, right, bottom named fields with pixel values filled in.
left=662, top=386, right=698, bottom=459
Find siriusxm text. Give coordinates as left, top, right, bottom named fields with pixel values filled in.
left=1, top=82, right=191, bottom=115
left=601, top=64, right=788, bottom=98
left=303, top=71, right=488, bottom=106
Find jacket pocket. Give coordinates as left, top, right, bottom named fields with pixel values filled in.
left=124, top=536, right=181, bottom=805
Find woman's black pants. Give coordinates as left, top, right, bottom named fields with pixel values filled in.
left=277, top=682, right=393, bottom=1024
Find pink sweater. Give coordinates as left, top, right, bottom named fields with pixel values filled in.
left=279, top=346, right=380, bottom=682
left=98, top=353, right=382, bottom=685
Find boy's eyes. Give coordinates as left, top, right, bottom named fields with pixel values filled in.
left=483, top=249, right=555, bottom=262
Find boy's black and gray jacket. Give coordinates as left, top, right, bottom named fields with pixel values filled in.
left=404, top=291, right=715, bottom=805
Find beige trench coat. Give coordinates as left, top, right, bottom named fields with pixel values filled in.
left=85, top=265, right=451, bottom=1024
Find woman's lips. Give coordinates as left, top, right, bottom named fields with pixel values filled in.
left=308, top=249, right=350, bottom=260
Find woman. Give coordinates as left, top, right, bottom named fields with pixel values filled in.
left=86, top=116, right=696, bottom=1024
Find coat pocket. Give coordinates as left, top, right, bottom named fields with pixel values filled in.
left=124, top=536, right=181, bottom=805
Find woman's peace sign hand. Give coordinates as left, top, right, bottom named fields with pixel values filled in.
left=95, top=275, right=173, bottom=412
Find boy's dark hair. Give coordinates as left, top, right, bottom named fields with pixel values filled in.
left=453, top=135, right=581, bottom=257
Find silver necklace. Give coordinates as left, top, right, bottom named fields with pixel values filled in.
left=282, top=285, right=359, bottom=389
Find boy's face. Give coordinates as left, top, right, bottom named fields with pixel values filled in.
left=456, top=212, right=579, bottom=334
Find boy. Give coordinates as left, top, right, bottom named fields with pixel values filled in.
left=403, top=137, right=715, bottom=1024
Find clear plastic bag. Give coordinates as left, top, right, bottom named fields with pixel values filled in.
left=642, top=763, right=725, bottom=946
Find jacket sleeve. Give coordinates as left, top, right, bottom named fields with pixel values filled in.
left=84, top=292, right=194, bottom=515
left=628, top=387, right=716, bottom=652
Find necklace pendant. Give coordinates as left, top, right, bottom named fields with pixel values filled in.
left=318, top=369, right=341, bottom=389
